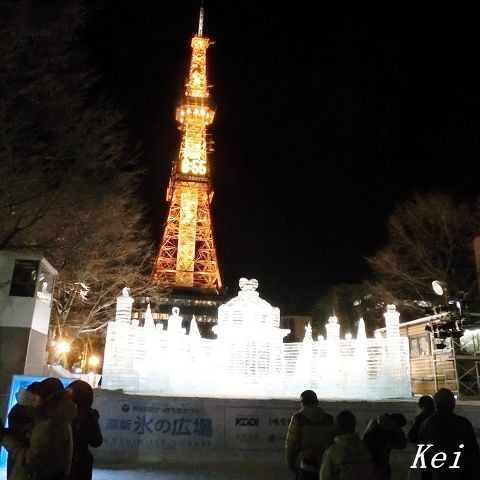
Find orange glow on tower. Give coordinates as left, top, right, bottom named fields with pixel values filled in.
left=152, top=8, right=222, bottom=291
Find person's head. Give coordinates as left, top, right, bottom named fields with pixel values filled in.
left=300, top=390, right=318, bottom=406
left=15, top=381, right=42, bottom=408
left=418, top=395, right=434, bottom=413
left=66, top=380, right=94, bottom=409
left=26, top=381, right=41, bottom=393
left=27, top=381, right=44, bottom=409
left=433, top=388, right=455, bottom=412
left=389, top=413, right=407, bottom=428
left=36, top=377, right=64, bottom=408
left=335, top=410, right=356, bottom=435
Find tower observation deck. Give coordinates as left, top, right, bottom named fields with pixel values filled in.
left=152, top=7, right=222, bottom=293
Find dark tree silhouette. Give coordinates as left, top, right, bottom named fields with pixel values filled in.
left=0, top=1, right=160, bottom=357
left=367, top=193, right=479, bottom=319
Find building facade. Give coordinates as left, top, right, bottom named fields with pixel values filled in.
left=376, top=313, right=480, bottom=399
left=0, top=250, right=57, bottom=414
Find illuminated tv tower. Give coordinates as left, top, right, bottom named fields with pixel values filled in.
left=152, top=7, right=222, bottom=292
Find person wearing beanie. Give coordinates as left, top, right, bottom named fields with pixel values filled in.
left=1, top=377, right=77, bottom=480
left=66, top=380, right=103, bottom=480
left=362, top=412, right=407, bottom=480
left=418, top=388, right=480, bottom=479
left=285, top=390, right=334, bottom=479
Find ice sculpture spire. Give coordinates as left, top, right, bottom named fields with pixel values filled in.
left=189, top=315, right=201, bottom=337
left=325, top=315, right=340, bottom=341
left=144, top=303, right=155, bottom=328
left=115, top=287, right=133, bottom=323
left=168, top=307, right=184, bottom=332
left=303, top=322, right=313, bottom=342
left=357, top=317, right=367, bottom=340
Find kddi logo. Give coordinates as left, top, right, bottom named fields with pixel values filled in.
left=235, top=417, right=259, bottom=426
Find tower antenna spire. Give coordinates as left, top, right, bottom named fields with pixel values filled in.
left=198, top=2, right=204, bottom=37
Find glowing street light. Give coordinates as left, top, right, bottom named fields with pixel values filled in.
left=88, top=355, right=100, bottom=368
left=53, top=340, right=71, bottom=370
left=56, top=340, right=71, bottom=354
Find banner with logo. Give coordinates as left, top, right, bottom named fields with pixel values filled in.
left=94, top=392, right=297, bottom=463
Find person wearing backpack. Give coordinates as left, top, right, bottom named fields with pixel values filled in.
left=285, top=390, right=335, bottom=479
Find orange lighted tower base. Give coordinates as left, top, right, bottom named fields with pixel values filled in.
left=152, top=8, right=222, bottom=292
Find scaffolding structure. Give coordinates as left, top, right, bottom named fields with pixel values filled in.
left=429, top=318, right=480, bottom=399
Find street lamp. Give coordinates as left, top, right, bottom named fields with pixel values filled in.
left=88, top=355, right=100, bottom=370
left=56, top=340, right=71, bottom=369
left=429, top=279, right=466, bottom=339
left=432, top=280, right=451, bottom=313
left=432, top=280, right=447, bottom=297
left=56, top=340, right=70, bottom=354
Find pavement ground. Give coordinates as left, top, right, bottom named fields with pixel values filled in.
left=1, top=464, right=290, bottom=480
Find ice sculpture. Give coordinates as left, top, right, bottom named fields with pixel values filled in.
left=115, top=287, right=133, bottom=323
left=102, top=279, right=411, bottom=399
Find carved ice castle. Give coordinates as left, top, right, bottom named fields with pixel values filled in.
left=102, top=278, right=411, bottom=399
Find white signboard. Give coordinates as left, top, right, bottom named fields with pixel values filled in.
left=94, top=392, right=297, bottom=463
left=225, top=406, right=292, bottom=450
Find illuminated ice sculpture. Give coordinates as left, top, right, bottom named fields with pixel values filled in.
left=102, top=279, right=411, bottom=399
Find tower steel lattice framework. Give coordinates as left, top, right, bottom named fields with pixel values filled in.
left=153, top=9, right=222, bottom=291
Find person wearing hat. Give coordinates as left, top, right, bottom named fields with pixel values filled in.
left=418, top=388, right=480, bottom=479
left=285, top=390, right=334, bottom=479
left=1, top=377, right=77, bottom=480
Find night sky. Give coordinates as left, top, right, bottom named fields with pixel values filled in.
left=86, top=2, right=480, bottom=313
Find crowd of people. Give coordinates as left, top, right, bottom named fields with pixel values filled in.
left=0, top=378, right=102, bottom=480
left=0, top=380, right=479, bottom=480
left=285, top=388, right=480, bottom=480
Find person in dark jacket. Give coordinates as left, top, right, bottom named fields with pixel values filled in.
left=407, top=395, right=435, bottom=480
left=285, top=390, right=334, bottom=479
left=319, top=410, right=375, bottom=480
left=418, top=388, right=480, bottom=479
left=66, top=380, right=103, bottom=480
left=362, top=412, right=407, bottom=480
left=408, top=395, right=435, bottom=444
